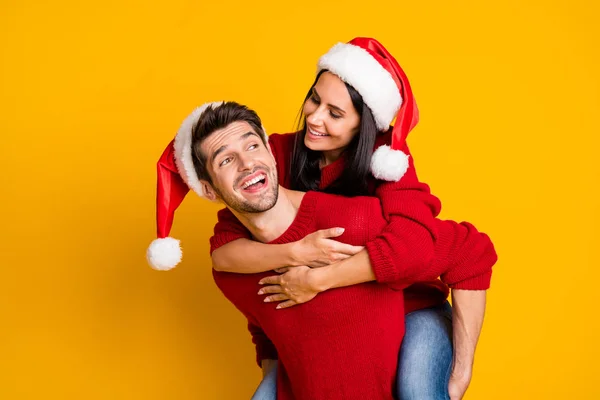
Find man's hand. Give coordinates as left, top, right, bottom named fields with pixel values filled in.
left=258, top=266, right=324, bottom=309
left=291, top=228, right=363, bottom=268
left=448, top=369, right=472, bottom=400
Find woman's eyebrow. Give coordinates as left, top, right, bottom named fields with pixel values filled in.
left=313, top=88, right=346, bottom=114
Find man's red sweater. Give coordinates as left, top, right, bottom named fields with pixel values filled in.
left=213, top=190, right=494, bottom=399
left=211, top=131, right=497, bottom=365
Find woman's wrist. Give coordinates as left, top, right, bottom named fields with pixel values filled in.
left=288, top=241, right=305, bottom=267
left=310, top=265, right=336, bottom=292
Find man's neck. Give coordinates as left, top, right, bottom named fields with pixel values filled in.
left=230, top=187, right=303, bottom=243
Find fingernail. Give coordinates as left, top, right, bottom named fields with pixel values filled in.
left=276, top=304, right=282, bottom=309
left=337, top=228, right=345, bottom=234
left=257, top=290, right=264, bottom=295
left=258, top=281, right=265, bottom=285
left=264, top=297, right=271, bottom=303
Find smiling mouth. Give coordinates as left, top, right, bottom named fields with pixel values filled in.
left=308, top=127, right=329, bottom=137
left=240, top=173, right=267, bottom=191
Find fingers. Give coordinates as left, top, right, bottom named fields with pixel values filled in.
left=308, top=261, right=329, bottom=268
left=330, top=253, right=351, bottom=262
left=257, top=285, right=283, bottom=295
left=319, top=227, right=345, bottom=239
left=259, top=275, right=282, bottom=285
left=264, top=293, right=289, bottom=303
left=332, top=242, right=364, bottom=256
left=276, top=300, right=297, bottom=309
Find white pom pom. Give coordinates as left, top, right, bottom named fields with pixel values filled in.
left=147, top=237, right=182, bottom=271
left=370, top=145, right=410, bottom=182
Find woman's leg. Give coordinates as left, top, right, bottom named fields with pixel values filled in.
left=250, top=361, right=278, bottom=400
left=397, top=302, right=453, bottom=400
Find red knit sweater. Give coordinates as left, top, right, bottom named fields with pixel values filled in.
left=213, top=192, right=403, bottom=399
left=213, top=191, right=495, bottom=399
left=211, top=131, right=497, bottom=364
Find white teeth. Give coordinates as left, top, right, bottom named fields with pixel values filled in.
left=242, top=174, right=266, bottom=189
left=309, top=128, right=327, bottom=136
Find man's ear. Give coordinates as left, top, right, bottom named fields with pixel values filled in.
left=200, top=180, right=218, bottom=202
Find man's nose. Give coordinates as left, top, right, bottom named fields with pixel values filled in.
left=238, top=153, right=256, bottom=171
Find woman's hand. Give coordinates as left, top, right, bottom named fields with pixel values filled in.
left=291, top=228, right=364, bottom=268
left=258, top=266, right=325, bottom=309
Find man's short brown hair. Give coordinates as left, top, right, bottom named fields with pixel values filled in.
left=191, top=102, right=266, bottom=182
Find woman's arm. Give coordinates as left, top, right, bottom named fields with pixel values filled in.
left=258, top=219, right=497, bottom=307
left=257, top=252, right=374, bottom=308
left=210, top=207, right=286, bottom=273
left=211, top=208, right=363, bottom=273
left=213, top=239, right=298, bottom=273
left=362, top=142, right=442, bottom=283
left=327, top=220, right=496, bottom=289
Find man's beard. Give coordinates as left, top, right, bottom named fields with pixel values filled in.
left=214, top=169, right=279, bottom=213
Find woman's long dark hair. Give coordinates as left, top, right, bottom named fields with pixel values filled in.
left=290, top=70, right=379, bottom=197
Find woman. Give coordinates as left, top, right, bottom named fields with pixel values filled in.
left=209, top=38, right=495, bottom=400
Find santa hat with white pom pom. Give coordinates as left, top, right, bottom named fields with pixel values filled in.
left=146, top=101, right=268, bottom=270
left=317, top=37, right=419, bottom=182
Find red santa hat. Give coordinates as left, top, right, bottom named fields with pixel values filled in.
left=146, top=101, right=268, bottom=270
left=317, top=37, right=419, bottom=182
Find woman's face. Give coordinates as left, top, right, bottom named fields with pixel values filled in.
left=302, top=72, right=361, bottom=160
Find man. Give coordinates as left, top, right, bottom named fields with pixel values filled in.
left=147, top=101, right=495, bottom=400
left=193, top=101, right=405, bottom=399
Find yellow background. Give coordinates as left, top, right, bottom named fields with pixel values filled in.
left=1, top=0, right=598, bottom=398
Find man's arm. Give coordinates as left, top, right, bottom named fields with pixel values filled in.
left=247, top=321, right=278, bottom=368
left=448, top=290, right=486, bottom=400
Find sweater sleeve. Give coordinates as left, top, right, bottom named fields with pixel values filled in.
left=247, top=320, right=278, bottom=367
left=364, top=142, right=442, bottom=283
left=209, top=207, right=251, bottom=254
left=436, top=221, right=497, bottom=290
left=397, top=219, right=498, bottom=290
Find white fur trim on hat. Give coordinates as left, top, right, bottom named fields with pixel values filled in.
left=173, top=102, right=269, bottom=199
left=174, top=102, right=223, bottom=198
left=147, top=237, right=182, bottom=271
left=370, top=145, right=410, bottom=182
left=318, top=43, right=402, bottom=131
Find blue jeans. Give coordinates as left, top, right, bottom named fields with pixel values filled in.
left=251, top=302, right=453, bottom=400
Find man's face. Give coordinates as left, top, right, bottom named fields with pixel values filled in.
left=200, top=121, right=278, bottom=213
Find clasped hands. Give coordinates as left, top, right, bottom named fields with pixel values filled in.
left=257, top=227, right=363, bottom=309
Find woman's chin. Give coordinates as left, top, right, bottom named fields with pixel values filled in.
left=304, top=137, right=332, bottom=152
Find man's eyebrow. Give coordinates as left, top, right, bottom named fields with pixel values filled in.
left=312, top=87, right=346, bottom=114
left=210, top=131, right=261, bottom=164
left=240, top=131, right=261, bottom=141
